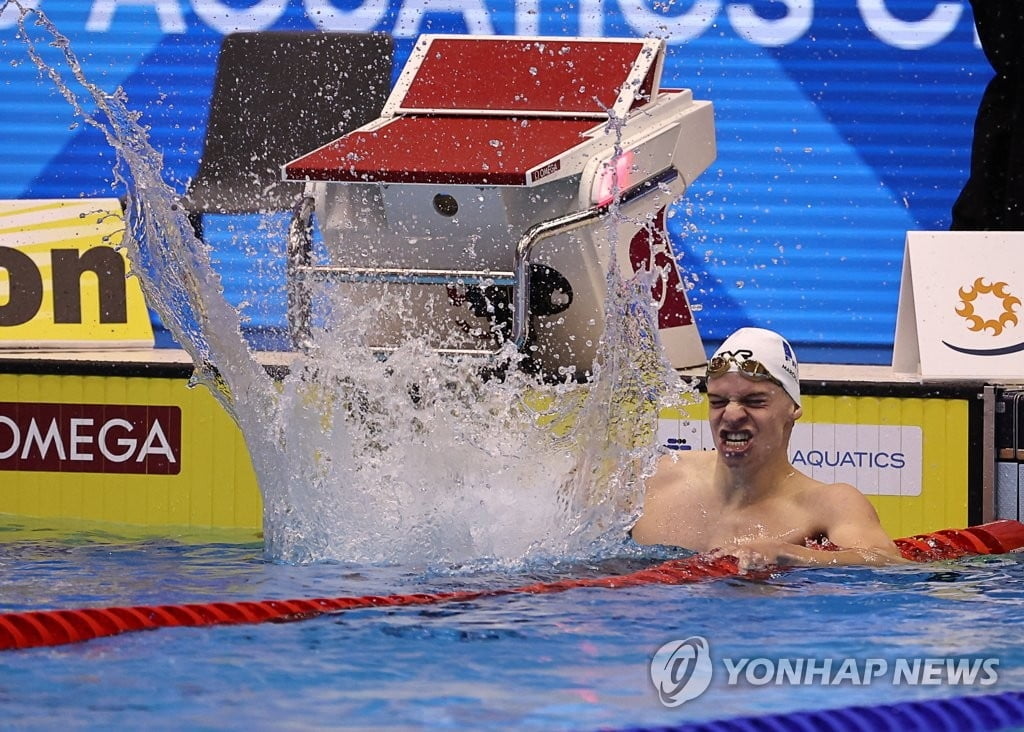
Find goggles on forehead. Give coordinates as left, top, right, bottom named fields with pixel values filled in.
left=705, top=354, right=781, bottom=385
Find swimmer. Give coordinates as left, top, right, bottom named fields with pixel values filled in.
left=631, top=327, right=905, bottom=570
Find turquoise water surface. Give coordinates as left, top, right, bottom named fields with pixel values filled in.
left=2, top=521, right=1022, bottom=730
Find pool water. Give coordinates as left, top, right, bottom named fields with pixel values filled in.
left=2, top=520, right=1023, bottom=730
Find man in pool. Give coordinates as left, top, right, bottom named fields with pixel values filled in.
left=631, top=326, right=905, bottom=569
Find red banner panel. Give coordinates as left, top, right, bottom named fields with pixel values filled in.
left=0, top=402, right=181, bottom=475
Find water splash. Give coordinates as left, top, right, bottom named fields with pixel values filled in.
left=5, top=1, right=695, bottom=565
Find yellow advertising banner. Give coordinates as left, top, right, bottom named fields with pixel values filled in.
left=0, top=365, right=969, bottom=540
left=0, top=199, right=154, bottom=348
left=0, top=371, right=261, bottom=531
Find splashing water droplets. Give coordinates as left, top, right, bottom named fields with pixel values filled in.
left=7, top=1, right=691, bottom=565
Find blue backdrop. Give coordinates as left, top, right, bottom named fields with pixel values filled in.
left=0, top=1, right=989, bottom=363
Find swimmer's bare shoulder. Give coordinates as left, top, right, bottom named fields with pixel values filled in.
left=631, top=451, right=715, bottom=544
left=793, top=479, right=874, bottom=520
left=647, top=450, right=715, bottom=491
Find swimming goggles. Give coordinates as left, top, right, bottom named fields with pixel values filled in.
left=705, top=355, right=781, bottom=385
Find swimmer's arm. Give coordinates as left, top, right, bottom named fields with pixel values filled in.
left=629, top=454, right=684, bottom=545
left=629, top=488, right=669, bottom=545
left=708, top=541, right=903, bottom=571
left=746, top=543, right=904, bottom=568
left=711, top=485, right=908, bottom=569
left=819, top=483, right=908, bottom=565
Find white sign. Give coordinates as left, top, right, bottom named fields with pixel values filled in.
left=657, top=419, right=922, bottom=496
left=893, top=231, right=1024, bottom=380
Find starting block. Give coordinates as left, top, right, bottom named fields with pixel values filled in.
left=283, top=34, right=716, bottom=376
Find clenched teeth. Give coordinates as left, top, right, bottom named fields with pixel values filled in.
left=723, top=431, right=751, bottom=446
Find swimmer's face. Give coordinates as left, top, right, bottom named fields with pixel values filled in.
left=706, top=371, right=802, bottom=466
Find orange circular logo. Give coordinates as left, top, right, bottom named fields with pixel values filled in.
left=955, top=278, right=1021, bottom=335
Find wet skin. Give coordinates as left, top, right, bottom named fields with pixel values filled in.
left=632, top=372, right=904, bottom=568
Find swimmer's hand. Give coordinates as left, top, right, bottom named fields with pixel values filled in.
left=707, top=540, right=803, bottom=573
left=708, top=539, right=910, bottom=572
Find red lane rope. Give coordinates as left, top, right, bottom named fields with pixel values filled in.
left=3, top=520, right=1022, bottom=651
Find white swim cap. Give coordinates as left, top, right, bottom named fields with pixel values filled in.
left=708, top=327, right=801, bottom=407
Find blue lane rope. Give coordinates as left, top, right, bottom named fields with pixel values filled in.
left=608, top=691, right=1024, bottom=732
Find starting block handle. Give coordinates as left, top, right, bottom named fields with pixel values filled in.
left=300, top=267, right=515, bottom=287
left=511, top=165, right=680, bottom=348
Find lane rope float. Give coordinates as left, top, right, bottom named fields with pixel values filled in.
left=2, top=520, right=1022, bottom=651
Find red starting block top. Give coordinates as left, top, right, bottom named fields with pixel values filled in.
left=284, top=116, right=601, bottom=186
left=284, top=35, right=667, bottom=186
left=386, top=36, right=661, bottom=117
